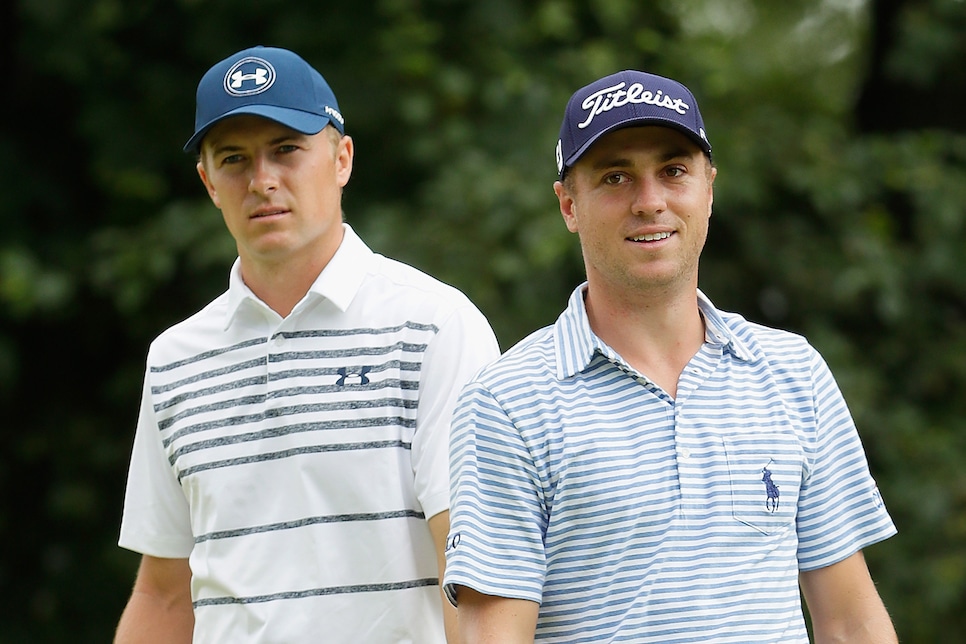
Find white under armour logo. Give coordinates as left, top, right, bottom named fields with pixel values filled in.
left=223, top=56, right=277, bottom=96
left=229, top=67, right=269, bottom=89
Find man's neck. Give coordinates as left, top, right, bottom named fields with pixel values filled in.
left=239, top=247, right=339, bottom=318
left=584, top=282, right=705, bottom=397
left=238, top=225, right=346, bottom=318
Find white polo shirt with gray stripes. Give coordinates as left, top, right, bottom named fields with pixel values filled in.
left=119, top=224, right=499, bottom=642
left=444, top=284, right=896, bottom=643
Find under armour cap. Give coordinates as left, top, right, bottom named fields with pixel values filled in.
left=184, top=46, right=345, bottom=153
left=555, top=70, right=711, bottom=179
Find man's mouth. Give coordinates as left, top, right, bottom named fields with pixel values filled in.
left=629, top=231, right=672, bottom=242
left=251, top=208, right=287, bottom=219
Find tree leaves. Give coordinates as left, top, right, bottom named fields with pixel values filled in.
left=3, top=0, right=965, bottom=639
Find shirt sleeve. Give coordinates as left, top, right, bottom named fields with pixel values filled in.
left=118, top=363, right=195, bottom=558
left=412, top=304, right=500, bottom=520
left=443, top=380, right=549, bottom=606
left=796, top=348, right=897, bottom=570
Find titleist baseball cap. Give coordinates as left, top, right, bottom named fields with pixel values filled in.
left=555, top=70, right=711, bottom=179
left=184, top=46, right=345, bottom=153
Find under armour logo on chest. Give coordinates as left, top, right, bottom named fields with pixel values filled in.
left=336, top=366, right=372, bottom=387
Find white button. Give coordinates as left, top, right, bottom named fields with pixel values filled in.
left=273, top=335, right=285, bottom=347
left=679, top=447, right=692, bottom=460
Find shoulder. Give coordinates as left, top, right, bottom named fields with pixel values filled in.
left=145, top=291, right=232, bottom=365
left=718, top=309, right=821, bottom=364
left=471, top=325, right=557, bottom=390
left=337, top=226, right=486, bottom=319
left=366, top=255, right=480, bottom=309
left=705, top=305, right=838, bottom=391
left=354, top=255, right=495, bottom=340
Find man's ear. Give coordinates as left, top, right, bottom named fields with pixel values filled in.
left=196, top=160, right=221, bottom=209
left=707, top=165, right=717, bottom=218
left=335, top=134, right=354, bottom=188
left=554, top=180, right=579, bottom=234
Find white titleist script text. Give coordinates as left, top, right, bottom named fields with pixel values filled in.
left=578, top=81, right=690, bottom=129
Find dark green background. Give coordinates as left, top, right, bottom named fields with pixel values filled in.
left=2, top=0, right=964, bottom=641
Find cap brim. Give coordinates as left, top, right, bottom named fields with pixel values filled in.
left=563, top=116, right=712, bottom=175
left=183, top=105, right=333, bottom=153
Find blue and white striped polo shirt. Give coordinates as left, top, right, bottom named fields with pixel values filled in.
left=120, top=224, right=499, bottom=642
left=444, top=284, right=896, bottom=643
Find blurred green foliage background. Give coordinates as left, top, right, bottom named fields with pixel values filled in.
left=2, top=0, right=965, bottom=640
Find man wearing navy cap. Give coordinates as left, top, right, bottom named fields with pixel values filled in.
left=114, top=46, right=498, bottom=642
left=443, top=70, right=898, bottom=642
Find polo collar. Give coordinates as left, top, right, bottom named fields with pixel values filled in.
left=697, top=290, right=753, bottom=362
left=223, top=223, right=371, bottom=328
left=553, top=283, right=752, bottom=379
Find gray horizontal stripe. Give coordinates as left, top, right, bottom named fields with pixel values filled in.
left=265, top=379, right=418, bottom=399
left=176, top=439, right=411, bottom=481
left=154, top=375, right=269, bottom=411
left=164, top=414, right=417, bottom=451
left=274, top=322, right=438, bottom=339
left=154, top=342, right=429, bottom=389
left=155, top=359, right=423, bottom=403
left=158, top=393, right=267, bottom=425
left=269, top=342, right=428, bottom=361
left=268, top=362, right=422, bottom=381
left=151, top=338, right=268, bottom=373
left=155, top=372, right=419, bottom=417
left=154, top=324, right=439, bottom=375
left=159, top=396, right=418, bottom=433
left=152, top=357, right=268, bottom=394
left=193, top=577, right=439, bottom=608
left=195, top=509, right=426, bottom=544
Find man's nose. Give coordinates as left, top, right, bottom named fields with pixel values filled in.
left=632, top=176, right=666, bottom=215
left=248, top=156, right=279, bottom=194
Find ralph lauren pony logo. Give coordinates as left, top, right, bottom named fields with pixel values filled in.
left=336, top=366, right=372, bottom=387
left=762, top=460, right=780, bottom=513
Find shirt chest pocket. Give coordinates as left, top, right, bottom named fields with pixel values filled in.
left=722, top=433, right=804, bottom=535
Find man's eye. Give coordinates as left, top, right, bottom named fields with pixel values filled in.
left=277, top=144, right=299, bottom=154
left=665, top=167, right=685, bottom=178
left=221, top=154, right=244, bottom=165
left=604, top=174, right=626, bottom=185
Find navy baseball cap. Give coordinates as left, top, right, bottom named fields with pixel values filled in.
left=184, top=46, right=345, bottom=153
left=555, top=70, right=711, bottom=179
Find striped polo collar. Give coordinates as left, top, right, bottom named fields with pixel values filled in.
left=554, top=283, right=752, bottom=379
